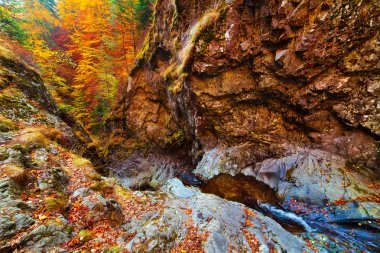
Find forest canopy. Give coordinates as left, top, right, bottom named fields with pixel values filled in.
left=0, top=0, right=153, bottom=131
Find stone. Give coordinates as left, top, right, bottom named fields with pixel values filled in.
left=275, top=49, right=288, bottom=61
left=20, top=224, right=70, bottom=250
left=160, top=178, right=199, bottom=198
left=251, top=149, right=380, bottom=205
left=0, top=214, right=35, bottom=240
left=117, top=179, right=314, bottom=252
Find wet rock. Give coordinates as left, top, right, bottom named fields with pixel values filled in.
left=332, top=202, right=380, bottom=223
left=249, top=149, right=380, bottom=205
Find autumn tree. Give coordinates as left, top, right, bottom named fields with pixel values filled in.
left=2, top=0, right=154, bottom=132
left=0, top=0, right=27, bottom=44
left=58, top=0, right=125, bottom=130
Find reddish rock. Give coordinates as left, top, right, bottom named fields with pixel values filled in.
left=107, top=0, right=380, bottom=173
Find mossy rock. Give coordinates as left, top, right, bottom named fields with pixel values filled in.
left=0, top=94, right=33, bottom=111
left=78, top=229, right=93, bottom=242
left=44, top=195, right=69, bottom=212
left=164, top=129, right=185, bottom=147
left=0, top=152, right=10, bottom=161
left=0, top=164, right=27, bottom=184
left=0, top=115, right=17, bottom=132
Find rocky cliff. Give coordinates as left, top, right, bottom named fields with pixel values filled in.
left=110, top=0, right=379, bottom=173
left=0, top=36, right=321, bottom=253
left=1, top=1, right=380, bottom=250
left=105, top=1, right=380, bottom=251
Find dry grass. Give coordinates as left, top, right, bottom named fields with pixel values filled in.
left=11, top=127, right=66, bottom=148
left=0, top=114, right=17, bottom=132
left=70, top=153, right=92, bottom=168
left=0, top=164, right=27, bottom=183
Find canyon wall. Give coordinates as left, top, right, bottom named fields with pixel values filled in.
left=108, top=0, right=380, bottom=181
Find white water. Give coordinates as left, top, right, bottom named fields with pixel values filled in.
left=259, top=203, right=313, bottom=232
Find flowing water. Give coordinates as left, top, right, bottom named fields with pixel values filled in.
left=188, top=173, right=380, bottom=252
left=198, top=173, right=307, bottom=233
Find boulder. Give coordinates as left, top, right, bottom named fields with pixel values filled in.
left=118, top=179, right=314, bottom=253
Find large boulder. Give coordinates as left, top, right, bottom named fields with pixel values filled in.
left=118, top=178, right=314, bottom=253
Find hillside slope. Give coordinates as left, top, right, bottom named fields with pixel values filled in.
left=0, top=37, right=320, bottom=253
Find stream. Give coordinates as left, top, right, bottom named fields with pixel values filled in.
left=180, top=173, right=380, bottom=252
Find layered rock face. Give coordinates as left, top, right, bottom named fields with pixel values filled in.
left=110, top=0, right=379, bottom=178
left=107, top=2, right=380, bottom=250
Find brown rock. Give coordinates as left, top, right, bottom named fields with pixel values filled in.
left=107, top=0, right=380, bottom=173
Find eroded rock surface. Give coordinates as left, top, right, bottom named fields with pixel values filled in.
left=105, top=2, right=380, bottom=250
left=108, top=0, right=379, bottom=172
left=121, top=179, right=314, bottom=253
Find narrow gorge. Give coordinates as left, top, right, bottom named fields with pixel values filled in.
left=0, top=0, right=379, bottom=252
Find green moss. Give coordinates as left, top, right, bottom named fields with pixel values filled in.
left=0, top=152, right=9, bottom=161
left=71, top=154, right=92, bottom=167
left=107, top=246, right=121, bottom=253
left=44, top=195, right=68, bottom=212
left=0, top=115, right=17, bottom=132
left=115, top=185, right=133, bottom=199
left=11, top=144, right=28, bottom=153
left=79, top=229, right=93, bottom=242
left=164, top=129, right=185, bottom=146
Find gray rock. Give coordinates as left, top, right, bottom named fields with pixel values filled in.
left=113, top=152, right=177, bottom=189
left=20, top=224, right=70, bottom=250
left=193, top=144, right=255, bottom=179
left=250, top=149, right=380, bottom=205
left=333, top=202, right=380, bottom=222
left=0, top=216, right=16, bottom=239
left=13, top=214, right=35, bottom=231
left=118, top=178, right=312, bottom=253
left=160, top=178, right=200, bottom=198
left=0, top=214, right=34, bottom=240
left=72, top=187, right=93, bottom=198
